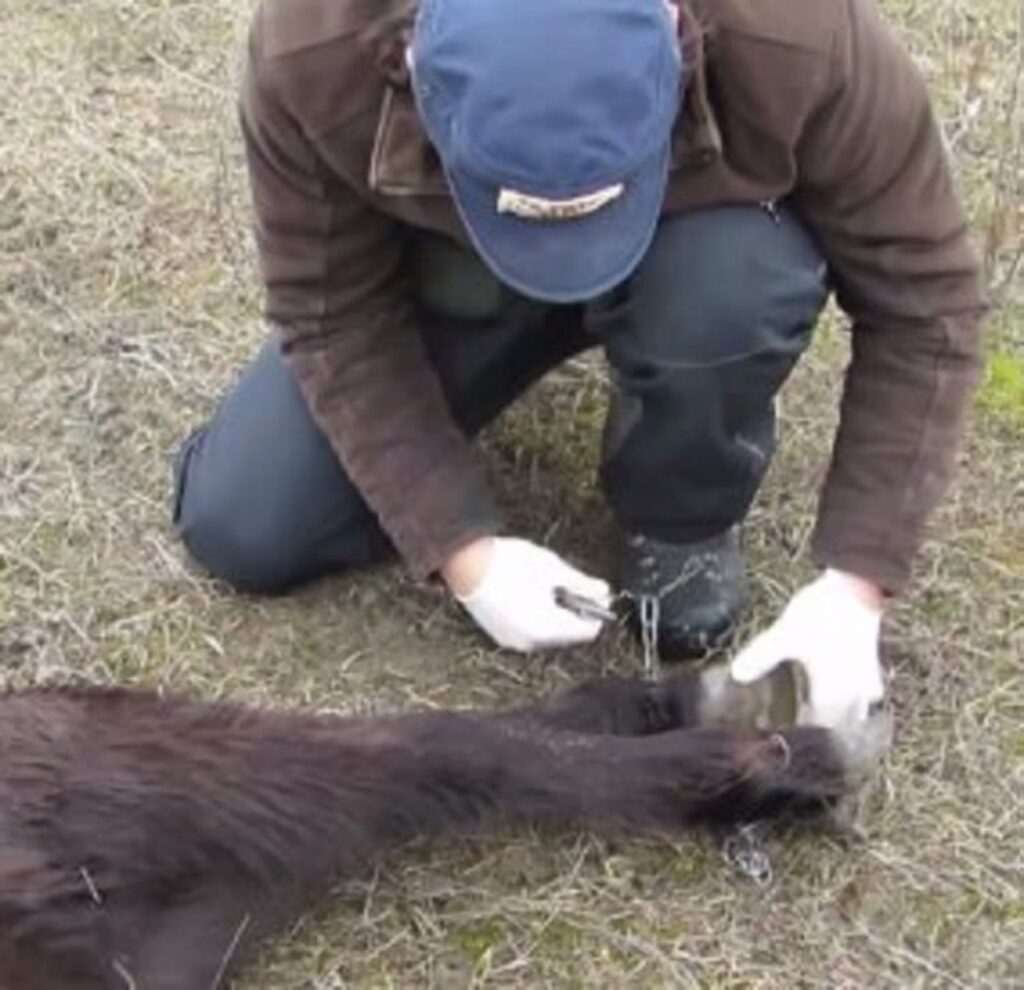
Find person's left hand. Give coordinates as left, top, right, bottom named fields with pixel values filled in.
left=730, top=569, right=885, bottom=729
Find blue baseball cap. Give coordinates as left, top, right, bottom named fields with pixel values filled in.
left=411, top=0, right=683, bottom=303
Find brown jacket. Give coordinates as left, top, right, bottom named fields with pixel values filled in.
left=239, top=0, right=986, bottom=591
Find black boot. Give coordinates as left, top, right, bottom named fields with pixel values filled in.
left=617, top=527, right=749, bottom=661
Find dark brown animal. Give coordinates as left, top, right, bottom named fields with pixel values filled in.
left=0, top=673, right=857, bottom=989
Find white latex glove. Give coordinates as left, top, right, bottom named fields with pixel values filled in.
left=456, top=538, right=612, bottom=652
left=730, top=569, right=885, bottom=729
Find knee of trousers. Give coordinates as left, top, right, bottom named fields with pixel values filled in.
left=172, top=436, right=322, bottom=595
left=607, top=205, right=829, bottom=370
left=175, top=500, right=304, bottom=596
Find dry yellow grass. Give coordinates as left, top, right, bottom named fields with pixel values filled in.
left=0, top=0, right=1021, bottom=986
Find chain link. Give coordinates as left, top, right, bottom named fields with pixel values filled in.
left=612, top=559, right=703, bottom=680
left=638, top=594, right=660, bottom=678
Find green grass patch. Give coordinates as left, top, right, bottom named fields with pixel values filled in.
left=978, top=349, right=1024, bottom=429
left=446, top=918, right=507, bottom=963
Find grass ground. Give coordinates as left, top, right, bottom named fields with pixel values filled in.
left=1, top=0, right=1021, bottom=986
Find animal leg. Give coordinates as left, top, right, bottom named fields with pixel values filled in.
left=0, top=847, right=117, bottom=990
left=501, top=671, right=704, bottom=736
left=102, top=879, right=293, bottom=990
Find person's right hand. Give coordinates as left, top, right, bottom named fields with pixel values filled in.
left=443, top=537, right=612, bottom=652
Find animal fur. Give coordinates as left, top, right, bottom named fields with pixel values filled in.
left=0, top=673, right=853, bottom=989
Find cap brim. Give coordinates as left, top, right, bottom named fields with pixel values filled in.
left=446, top=145, right=670, bottom=304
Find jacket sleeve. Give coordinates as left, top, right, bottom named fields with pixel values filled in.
left=238, top=39, right=500, bottom=579
left=795, top=0, right=987, bottom=592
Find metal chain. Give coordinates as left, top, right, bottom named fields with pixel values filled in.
left=638, top=594, right=661, bottom=678
left=722, top=822, right=774, bottom=888
left=612, top=559, right=703, bottom=680
left=613, top=555, right=775, bottom=888
left=625, top=558, right=704, bottom=605
left=613, top=551, right=775, bottom=888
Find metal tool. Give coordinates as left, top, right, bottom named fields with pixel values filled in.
left=553, top=586, right=618, bottom=623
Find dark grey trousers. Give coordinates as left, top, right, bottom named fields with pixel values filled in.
left=173, top=206, right=828, bottom=592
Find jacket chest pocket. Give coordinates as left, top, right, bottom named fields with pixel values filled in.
left=369, top=86, right=451, bottom=198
